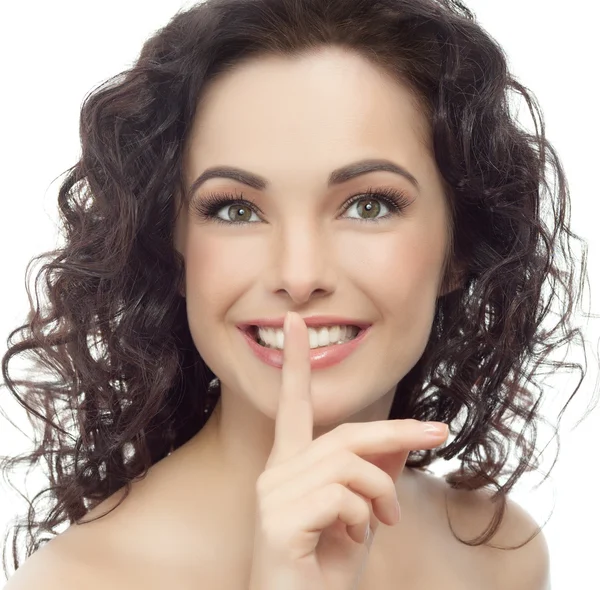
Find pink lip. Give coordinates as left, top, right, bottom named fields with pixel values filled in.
left=238, top=325, right=372, bottom=370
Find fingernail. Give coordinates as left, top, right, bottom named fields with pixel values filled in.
left=422, top=422, right=448, bottom=436
left=284, top=312, right=292, bottom=336
left=364, top=525, right=372, bottom=546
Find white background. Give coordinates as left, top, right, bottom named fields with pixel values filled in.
left=0, top=1, right=598, bottom=588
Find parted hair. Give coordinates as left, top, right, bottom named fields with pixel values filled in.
left=0, top=0, right=590, bottom=578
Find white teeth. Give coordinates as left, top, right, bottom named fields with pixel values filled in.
left=316, top=328, right=326, bottom=347
left=255, top=325, right=360, bottom=350
left=329, top=325, right=341, bottom=343
left=275, top=330, right=284, bottom=350
left=309, top=329, right=320, bottom=349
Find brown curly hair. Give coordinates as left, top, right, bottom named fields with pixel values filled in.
left=1, top=0, right=592, bottom=579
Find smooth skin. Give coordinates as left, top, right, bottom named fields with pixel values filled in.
left=249, top=311, right=448, bottom=590
left=3, top=47, right=550, bottom=590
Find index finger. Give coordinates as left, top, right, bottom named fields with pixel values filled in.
left=267, top=311, right=313, bottom=466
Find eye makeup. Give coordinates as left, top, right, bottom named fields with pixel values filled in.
left=190, top=186, right=413, bottom=225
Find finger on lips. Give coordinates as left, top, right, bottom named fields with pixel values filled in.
left=269, top=311, right=313, bottom=466
left=265, top=310, right=448, bottom=545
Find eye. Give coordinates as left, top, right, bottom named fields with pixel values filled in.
left=190, top=186, right=412, bottom=226
left=343, top=195, right=392, bottom=222
left=215, top=202, right=261, bottom=223
left=341, top=187, right=412, bottom=223
left=191, top=190, right=262, bottom=225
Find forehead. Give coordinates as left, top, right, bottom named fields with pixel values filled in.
left=184, top=48, right=437, bottom=193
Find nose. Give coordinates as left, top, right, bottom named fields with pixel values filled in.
left=269, top=221, right=336, bottom=305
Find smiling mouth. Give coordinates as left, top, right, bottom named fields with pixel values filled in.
left=247, top=325, right=362, bottom=350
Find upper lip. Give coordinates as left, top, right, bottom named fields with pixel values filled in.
left=238, top=316, right=372, bottom=330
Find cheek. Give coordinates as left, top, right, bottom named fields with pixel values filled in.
left=182, top=233, right=253, bottom=371
left=348, top=223, right=447, bottom=325
left=352, top=224, right=447, bottom=373
left=184, top=233, right=256, bottom=308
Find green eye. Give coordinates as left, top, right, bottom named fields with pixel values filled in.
left=344, top=197, right=389, bottom=220
left=192, top=186, right=412, bottom=226
left=223, top=204, right=258, bottom=223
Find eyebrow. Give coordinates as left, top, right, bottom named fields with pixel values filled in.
left=187, top=158, right=420, bottom=198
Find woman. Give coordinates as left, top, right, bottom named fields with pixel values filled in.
left=1, top=0, right=589, bottom=588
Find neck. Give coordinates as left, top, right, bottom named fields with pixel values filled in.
left=190, top=382, right=398, bottom=491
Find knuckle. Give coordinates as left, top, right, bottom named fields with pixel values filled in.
left=312, top=422, right=355, bottom=454
left=379, top=423, right=399, bottom=446
left=255, top=472, right=274, bottom=497
left=358, top=499, right=371, bottom=520
left=386, top=419, right=417, bottom=442
left=385, top=475, right=397, bottom=496
left=326, top=422, right=352, bottom=442
left=347, top=490, right=370, bottom=523
left=408, top=418, right=425, bottom=430
left=323, top=482, right=348, bottom=507
left=335, top=422, right=354, bottom=435
left=325, top=482, right=345, bottom=501
left=392, top=418, right=419, bottom=430
left=386, top=472, right=397, bottom=490
left=258, top=515, right=288, bottom=546
left=256, top=497, right=287, bottom=540
left=335, top=448, right=356, bottom=469
left=255, top=493, right=272, bottom=518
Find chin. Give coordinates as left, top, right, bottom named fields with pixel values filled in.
left=304, top=383, right=393, bottom=427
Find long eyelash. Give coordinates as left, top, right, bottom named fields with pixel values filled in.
left=191, top=190, right=260, bottom=225
left=344, top=186, right=412, bottom=223
left=191, top=186, right=412, bottom=225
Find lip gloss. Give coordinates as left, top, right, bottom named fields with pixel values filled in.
left=239, top=326, right=372, bottom=369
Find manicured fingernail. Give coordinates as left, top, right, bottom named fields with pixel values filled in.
left=284, top=312, right=292, bottom=336
left=423, top=422, right=448, bottom=436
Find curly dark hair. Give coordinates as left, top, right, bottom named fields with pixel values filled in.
left=1, top=0, right=592, bottom=579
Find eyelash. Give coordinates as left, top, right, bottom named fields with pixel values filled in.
left=191, top=186, right=412, bottom=226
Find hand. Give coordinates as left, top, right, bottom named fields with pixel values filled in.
left=247, top=311, right=449, bottom=590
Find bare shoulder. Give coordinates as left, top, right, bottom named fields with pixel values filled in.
left=4, top=489, right=131, bottom=590
left=416, top=468, right=551, bottom=590
left=3, top=533, right=101, bottom=590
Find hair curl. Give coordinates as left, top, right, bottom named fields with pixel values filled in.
left=1, top=0, right=592, bottom=579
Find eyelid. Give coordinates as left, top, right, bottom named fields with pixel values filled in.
left=191, top=185, right=413, bottom=224
left=340, top=186, right=413, bottom=214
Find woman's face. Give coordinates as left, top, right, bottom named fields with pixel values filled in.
left=174, top=47, right=452, bottom=426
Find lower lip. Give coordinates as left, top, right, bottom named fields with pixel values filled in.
left=239, top=326, right=371, bottom=370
